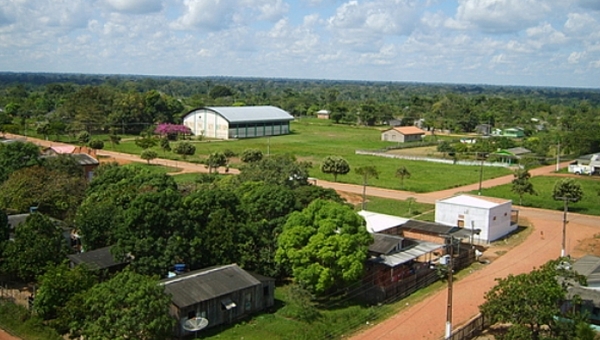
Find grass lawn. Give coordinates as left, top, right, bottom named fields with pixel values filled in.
left=0, top=299, right=62, bottom=340
left=472, top=176, right=600, bottom=215
left=361, top=196, right=434, bottom=218
left=102, top=119, right=512, bottom=193
left=199, top=280, right=450, bottom=340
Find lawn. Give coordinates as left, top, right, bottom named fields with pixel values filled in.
left=361, top=196, right=434, bottom=218
left=471, top=176, right=600, bottom=216
left=101, top=119, right=512, bottom=193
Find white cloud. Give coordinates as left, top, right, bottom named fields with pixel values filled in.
left=172, top=0, right=237, bottom=30
left=568, top=51, right=585, bottom=64
left=327, top=0, right=419, bottom=48
left=246, top=0, right=290, bottom=21
left=454, top=0, right=551, bottom=34
left=103, top=0, right=163, bottom=14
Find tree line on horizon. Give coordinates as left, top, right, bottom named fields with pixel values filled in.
left=0, top=72, right=599, bottom=156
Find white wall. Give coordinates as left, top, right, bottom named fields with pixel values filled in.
left=435, top=201, right=515, bottom=243
left=183, top=109, right=230, bottom=140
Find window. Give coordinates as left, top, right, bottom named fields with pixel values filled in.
left=263, top=286, right=269, bottom=296
left=187, top=310, right=196, bottom=319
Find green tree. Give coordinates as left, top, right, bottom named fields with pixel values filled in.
left=35, top=263, right=97, bottom=321
left=159, top=138, right=171, bottom=154
left=88, top=139, right=104, bottom=150
left=238, top=154, right=311, bottom=188
left=395, top=166, right=411, bottom=189
left=275, top=199, right=373, bottom=295
left=140, top=150, right=158, bottom=164
left=0, top=165, right=87, bottom=220
left=511, top=169, right=537, bottom=205
left=0, top=141, right=41, bottom=183
left=355, top=166, right=379, bottom=210
left=69, top=270, right=174, bottom=340
left=553, top=178, right=584, bottom=203
left=77, top=131, right=90, bottom=145
left=0, top=210, right=8, bottom=254
left=480, top=258, right=589, bottom=340
left=241, top=148, right=263, bottom=163
left=209, top=85, right=234, bottom=99
left=206, top=151, right=227, bottom=173
left=2, top=213, right=68, bottom=281
left=108, top=129, right=121, bottom=150
left=437, top=140, right=455, bottom=158
left=173, top=141, right=195, bottom=160
left=320, top=156, right=350, bottom=182
left=135, top=136, right=158, bottom=150
left=113, top=189, right=184, bottom=276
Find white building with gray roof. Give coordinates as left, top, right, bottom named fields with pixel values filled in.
left=183, top=106, right=294, bottom=140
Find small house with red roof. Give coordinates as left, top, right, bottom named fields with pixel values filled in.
left=381, top=126, right=426, bottom=143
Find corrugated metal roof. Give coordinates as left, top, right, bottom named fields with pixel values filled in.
left=67, top=246, right=126, bottom=270
left=358, top=210, right=410, bottom=233
left=70, top=153, right=100, bottom=165
left=401, top=219, right=458, bottom=235
left=7, top=214, right=29, bottom=229
left=574, top=255, right=600, bottom=285
left=161, top=264, right=261, bottom=309
left=437, top=194, right=510, bottom=209
left=369, top=240, right=443, bottom=267
left=369, top=234, right=404, bottom=255
left=186, top=106, right=294, bottom=124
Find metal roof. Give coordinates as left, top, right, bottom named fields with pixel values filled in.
left=369, top=234, right=404, bottom=255
left=67, top=246, right=127, bottom=270
left=436, top=194, right=510, bottom=209
left=358, top=210, right=410, bottom=233
left=7, top=214, right=29, bottom=229
left=383, top=126, right=426, bottom=135
left=70, top=153, right=100, bottom=166
left=401, top=219, right=459, bottom=235
left=369, top=240, right=443, bottom=267
left=574, top=255, right=600, bottom=285
left=186, top=106, right=294, bottom=124
left=161, top=264, right=261, bottom=309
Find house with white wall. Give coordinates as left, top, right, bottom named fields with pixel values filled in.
left=435, top=195, right=518, bottom=243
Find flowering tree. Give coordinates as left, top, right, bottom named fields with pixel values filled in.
left=154, top=124, right=191, bottom=140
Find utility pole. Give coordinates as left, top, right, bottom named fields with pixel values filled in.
left=478, top=154, right=485, bottom=195
left=556, top=141, right=560, bottom=172
left=556, top=196, right=576, bottom=257
left=445, top=236, right=454, bottom=340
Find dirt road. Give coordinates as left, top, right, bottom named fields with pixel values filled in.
left=4, top=133, right=599, bottom=340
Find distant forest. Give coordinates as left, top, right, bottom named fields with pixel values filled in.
left=1, top=72, right=599, bottom=155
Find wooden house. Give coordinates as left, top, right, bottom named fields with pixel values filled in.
left=161, top=264, right=275, bottom=337
left=67, top=246, right=130, bottom=272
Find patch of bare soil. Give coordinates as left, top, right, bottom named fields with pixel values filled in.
left=337, top=191, right=364, bottom=206
left=97, top=155, right=131, bottom=165
left=574, top=235, right=600, bottom=257
left=385, top=145, right=439, bottom=156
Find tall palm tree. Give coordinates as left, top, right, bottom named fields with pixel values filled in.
left=355, top=166, right=379, bottom=210
left=395, top=166, right=411, bottom=189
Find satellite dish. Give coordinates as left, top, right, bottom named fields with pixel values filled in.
left=183, top=317, right=209, bottom=332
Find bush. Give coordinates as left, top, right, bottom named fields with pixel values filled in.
left=88, top=139, right=104, bottom=150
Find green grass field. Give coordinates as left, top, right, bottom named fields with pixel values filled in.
left=471, top=175, right=600, bottom=215
left=100, top=119, right=512, bottom=193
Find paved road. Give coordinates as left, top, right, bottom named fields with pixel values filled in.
left=5, top=133, right=599, bottom=340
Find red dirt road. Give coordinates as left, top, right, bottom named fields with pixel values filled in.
left=4, top=134, right=600, bottom=340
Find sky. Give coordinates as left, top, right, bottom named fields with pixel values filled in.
left=1, top=0, right=600, bottom=88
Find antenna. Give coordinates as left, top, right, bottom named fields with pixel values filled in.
left=183, top=317, right=209, bottom=338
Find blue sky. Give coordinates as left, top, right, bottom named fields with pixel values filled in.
left=1, top=0, right=599, bottom=88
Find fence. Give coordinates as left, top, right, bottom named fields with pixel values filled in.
left=444, top=313, right=491, bottom=340
left=355, top=150, right=519, bottom=168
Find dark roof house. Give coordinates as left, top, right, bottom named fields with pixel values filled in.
left=161, top=264, right=275, bottom=337
left=67, top=246, right=129, bottom=272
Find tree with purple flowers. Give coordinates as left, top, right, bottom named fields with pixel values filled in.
left=154, top=123, right=191, bottom=141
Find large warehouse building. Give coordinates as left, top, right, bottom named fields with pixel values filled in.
left=182, top=106, right=295, bottom=140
